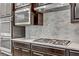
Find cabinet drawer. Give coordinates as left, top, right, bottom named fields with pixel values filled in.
left=13, top=41, right=30, bottom=49
left=32, top=44, right=65, bottom=56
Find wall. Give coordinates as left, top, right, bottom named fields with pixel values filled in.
left=25, top=4, right=79, bottom=43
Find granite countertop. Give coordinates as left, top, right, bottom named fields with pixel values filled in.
left=11, top=38, right=79, bottom=51
left=12, top=38, right=35, bottom=43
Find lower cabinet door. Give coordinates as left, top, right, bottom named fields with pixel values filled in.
left=21, top=49, right=30, bottom=56
left=32, top=51, right=45, bottom=56
left=13, top=48, right=22, bottom=56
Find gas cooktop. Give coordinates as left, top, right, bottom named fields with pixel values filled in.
left=34, top=38, right=70, bottom=46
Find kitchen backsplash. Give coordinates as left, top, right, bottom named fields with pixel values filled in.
left=25, top=4, right=79, bottom=43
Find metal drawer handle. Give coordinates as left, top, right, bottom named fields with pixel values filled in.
left=14, top=48, right=20, bottom=50
left=33, top=52, right=44, bottom=56
left=22, top=49, right=29, bottom=52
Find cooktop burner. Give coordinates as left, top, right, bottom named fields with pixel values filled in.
left=34, top=38, right=70, bottom=46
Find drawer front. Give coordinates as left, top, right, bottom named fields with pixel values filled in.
left=13, top=41, right=30, bottom=49
left=32, top=44, right=65, bottom=56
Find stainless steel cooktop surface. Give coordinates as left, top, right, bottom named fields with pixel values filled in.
left=34, top=38, right=70, bottom=46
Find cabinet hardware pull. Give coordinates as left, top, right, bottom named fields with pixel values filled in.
left=22, top=49, right=29, bottom=52
left=14, top=48, right=20, bottom=50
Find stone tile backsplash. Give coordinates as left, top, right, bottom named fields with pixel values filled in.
left=25, top=4, right=79, bottom=43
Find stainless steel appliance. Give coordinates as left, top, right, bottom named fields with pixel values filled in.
left=34, top=38, right=70, bottom=46
left=15, top=7, right=31, bottom=26
left=34, top=3, right=69, bottom=13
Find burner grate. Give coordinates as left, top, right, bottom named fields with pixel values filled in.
left=34, top=38, right=70, bottom=46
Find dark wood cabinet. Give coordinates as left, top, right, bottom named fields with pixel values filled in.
left=34, top=12, right=43, bottom=25
left=13, top=48, right=30, bottom=56
left=12, top=41, right=67, bottom=56
left=31, top=44, right=65, bottom=56
left=13, top=41, right=30, bottom=49
left=12, top=41, right=31, bottom=56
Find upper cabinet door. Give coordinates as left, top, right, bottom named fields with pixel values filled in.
left=0, top=3, right=12, bottom=17
left=71, top=3, right=79, bottom=23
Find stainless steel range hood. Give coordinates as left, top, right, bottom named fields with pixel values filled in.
left=34, top=3, right=69, bottom=13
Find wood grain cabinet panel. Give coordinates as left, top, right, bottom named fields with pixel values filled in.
left=13, top=42, right=30, bottom=49
left=12, top=41, right=31, bottom=56
left=13, top=48, right=31, bottom=56
left=13, top=48, right=22, bottom=56
left=12, top=42, right=66, bottom=56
